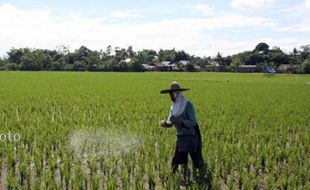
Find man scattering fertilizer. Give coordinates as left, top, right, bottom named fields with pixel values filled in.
left=160, top=81, right=204, bottom=185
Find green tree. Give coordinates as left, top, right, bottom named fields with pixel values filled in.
left=231, top=55, right=241, bottom=71
left=7, top=48, right=31, bottom=67
left=127, top=46, right=136, bottom=58
left=191, top=56, right=211, bottom=70
left=158, top=49, right=176, bottom=62
left=185, top=63, right=195, bottom=72
left=129, top=58, right=144, bottom=72
left=106, top=45, right=113, bottom=56
left=268, top=48, right=289, bottom=67
left=73, top=60, right=87, bottom=71
left=136, top=49, right=157, bottom=65
left=214, top=52, right=223, bottom=66
left=175, top=50, right=190, bottom=61
left=115, top=48, right=128, bottom=61
left=300, top=45, right=310, bottom=60
left=0, top=58, right=4, bottom=70
left=254, top=42, right=269, bottom=53
left=302, top=58, right=310, bottom=74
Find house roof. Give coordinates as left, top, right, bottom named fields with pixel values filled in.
left=238, top=65, right=257, bottom=68
left=179, top=60, right=189, bottom=65
left=154, top=63, right=167, bottom=67
left=194, top=65, right=201, bottom=69
left=278, top=64, right=290, bottom=68
left=161, top=61, right=171, bottom=66
left=142, top=64, right=155, bottom=69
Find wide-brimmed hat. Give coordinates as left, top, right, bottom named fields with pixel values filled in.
left=160, top=81, right=189, bottom=94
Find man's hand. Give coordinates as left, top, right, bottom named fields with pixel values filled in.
left=160, top=120, right=168, bottom=128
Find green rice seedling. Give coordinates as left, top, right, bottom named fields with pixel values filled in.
left=0, top=72, right=309, bottom=188
left=7, top=145, right=16, bottom=171
left=90, top=173, right=100, bottom=190
left=18, top=160, right=28, bottom=187
left=7, top=168, right=19, bottom=190
left=72, top=160, right=84, bottom=189
left=107, top=168, right=117, bottom=190
left=120, top=164, right=129, bottom=189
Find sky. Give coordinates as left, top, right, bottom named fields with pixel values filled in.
left=0, top=0, right=310, bottom=57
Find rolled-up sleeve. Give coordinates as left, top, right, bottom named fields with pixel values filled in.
left=166, top=106, right=173, bottom=128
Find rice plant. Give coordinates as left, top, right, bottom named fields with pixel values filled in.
left=0, top=71, right=309, bottom=189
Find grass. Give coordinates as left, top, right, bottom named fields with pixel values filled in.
left=0, top=71, right=309, bottom=189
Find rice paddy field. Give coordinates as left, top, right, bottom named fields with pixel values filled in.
left=0, top=71, right=309, bottom=189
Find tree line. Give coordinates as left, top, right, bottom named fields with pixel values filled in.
left=0, top=43, right=309, bottom=73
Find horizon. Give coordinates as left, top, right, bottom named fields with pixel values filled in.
left=0, top=0, right=310, bottom=57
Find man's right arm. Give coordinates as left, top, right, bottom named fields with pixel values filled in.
left=165, top=108, right=173, bottom=128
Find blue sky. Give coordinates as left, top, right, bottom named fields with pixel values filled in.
left=0, top=0, right=309, bottom=57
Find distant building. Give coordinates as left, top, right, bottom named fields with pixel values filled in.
left=205, top=65, right=215, bottom=72
left=142, top=64, right=155, bottom=71
left=194, top=65, right=202, bottom=71
left=143, top=62, right=171, bottom=71
left=161, top=61, right=171, bottom=66
left=170, top=63, right=180, bottom=71
left=277, top=64, right=291, bottom=73
left=205, top=65, right=223, bottom=72
left=179, top=60, right=189, bottom=66
left=238, top=65, right=257, bottom=72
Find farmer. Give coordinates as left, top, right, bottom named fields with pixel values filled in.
left=160, top=81, right=204, bottom=184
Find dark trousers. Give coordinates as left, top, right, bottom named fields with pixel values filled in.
left=172, top=124, right=204, bottom=169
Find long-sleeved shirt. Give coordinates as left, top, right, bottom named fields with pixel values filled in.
left=166, top=101, right=197, bottom=136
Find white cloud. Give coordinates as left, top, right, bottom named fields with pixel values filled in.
left=110, top=10, right=142, bottom=19
left=204, top=13, right=277, bottom=29
left=192, top=4, right=215, bottom=17
left=250, top=37, right=309, bottom=53
left=0, top=3, right=305, bottom=58
left=277, top=0, right=310, bottom=32
left=296, top=18, right=310, bottom=31
left=280, top=0, right=310, bottom=13
left=195, top=37, right=309, bottom=57
left=231, top=0, right=276, bottom=9
left=306, top=0, right=310, bottom=9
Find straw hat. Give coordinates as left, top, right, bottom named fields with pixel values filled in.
left=160, top=81, right=189, bottom=94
